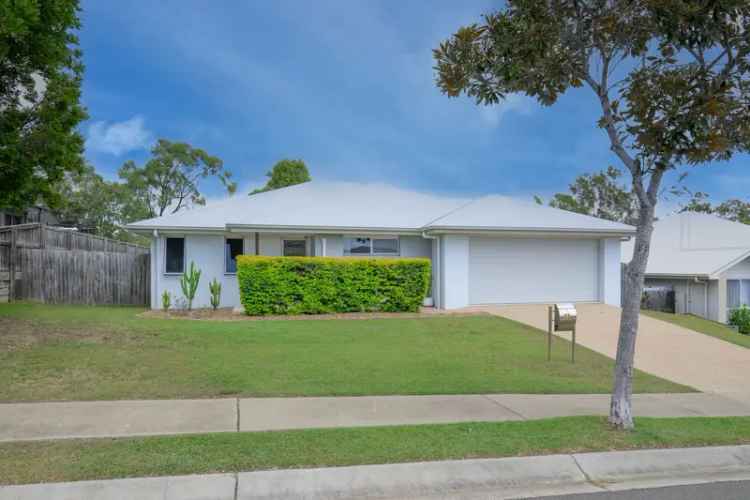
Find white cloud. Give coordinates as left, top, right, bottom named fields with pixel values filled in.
left=86, top=115, right=152, bottom=155
left=479, top=93, right=535, bottom=127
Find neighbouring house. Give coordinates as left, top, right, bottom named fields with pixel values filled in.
left=622, top=212, right=750, bottom=324
left=0, top=205, right=59, bottom=227
left=126, top=182, right=634, bottom=310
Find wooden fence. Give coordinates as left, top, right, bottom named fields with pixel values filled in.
left=0, top=223, right=150, bottom=305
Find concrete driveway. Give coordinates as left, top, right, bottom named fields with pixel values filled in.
left=466, top=303, right=750, bottom=395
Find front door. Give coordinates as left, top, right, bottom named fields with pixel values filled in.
left=283, top=239, right=307, bottom=257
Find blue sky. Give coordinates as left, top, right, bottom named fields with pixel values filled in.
left=79, top=1, right=748, bottom=211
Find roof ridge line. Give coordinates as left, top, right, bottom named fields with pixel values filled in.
left=421, top=196, right=482, bottom=229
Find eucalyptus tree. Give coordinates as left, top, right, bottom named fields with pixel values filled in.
left=435, top=1, right=750, bottom=428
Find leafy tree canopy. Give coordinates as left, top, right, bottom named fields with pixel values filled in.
left=435, top=0, right=750, bottom=429
left=0, top=0, right=87, bottom=210
left=118, top=139, right=236, bottom=219
left=536, top=167, right=639, bottom=225
left=681, top=192, right=750, bottom=224
left=250, top=159, right=311, bottom=195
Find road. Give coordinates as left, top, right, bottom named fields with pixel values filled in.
left=541, top=479, right=750, bottom=500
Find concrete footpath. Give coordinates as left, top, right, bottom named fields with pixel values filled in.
left=2, top=444, right=750, bottom=499
left=2, top=392, right=750, bottom=442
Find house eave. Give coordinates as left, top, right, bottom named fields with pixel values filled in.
left=224, top=223, right=424, bottom=235
left=423, top=226, right=635, bottom=238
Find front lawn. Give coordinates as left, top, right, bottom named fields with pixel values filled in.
left=643, top=310, right=750, bottom=349
left=0, top=303, right=691, bottom=401
left=2, top=416, right=750, bottom=485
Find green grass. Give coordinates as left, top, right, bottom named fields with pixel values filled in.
left=2, top=416, right=750, bottom=485
left=643, top=310, right=750, bottom=349
left=0, top=303, right=691, bottom=401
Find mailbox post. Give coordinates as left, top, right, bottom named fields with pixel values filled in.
left=547, top=303, right=577, bottom=363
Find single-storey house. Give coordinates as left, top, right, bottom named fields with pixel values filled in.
left=126, top=182, right=634, bottom=311
left=622, top=212, right=750, bottom=323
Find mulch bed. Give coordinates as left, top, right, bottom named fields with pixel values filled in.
left=139, top=307, right=487, bottom=322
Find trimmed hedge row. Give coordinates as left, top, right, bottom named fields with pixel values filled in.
left=237, top=256, right=431, bottom=315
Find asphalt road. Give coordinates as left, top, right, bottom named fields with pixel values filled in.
left=541, top=479, right=750, bottom=500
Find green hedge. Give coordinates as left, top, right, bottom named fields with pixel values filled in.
left=237, top=256, right=431, bottom=315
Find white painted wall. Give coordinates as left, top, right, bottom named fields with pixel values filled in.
left=153, top=233, right=251, bottom=310
left=599, top=238, right=622, bottom=306
left=151, top=232, right=435, bottom=309
left=400, top=235, right=432, bottom=258
left=440, top=235, right=470, bottom=309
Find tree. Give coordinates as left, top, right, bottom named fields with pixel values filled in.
left=53, top=165, right=121, bottom=236
left=681, top=193, right=750, bottom=224
left=0, top=0, right=87, bottom=210
left=51, top=165, right=147, bottom=244
left=250, top=159, right=311, bottom=195
left=118, top=139, right=236, bottom=219
left=536, top=167, right=639, bottom=225
left=435, top=1, right=750, bottom=429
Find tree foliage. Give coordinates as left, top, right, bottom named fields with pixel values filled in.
left=681, top=192, right=750, bottom=225
left=0, top=0, right=87, bottom=209
left=53, top=165, right=122, bottom=236
left=435, top=0, right=750, bottom=429
left=250, top=159, right=311, bottom=195
left=537, top=167, right=639, bottom=225
left=118, top=139, right=236, bottom=219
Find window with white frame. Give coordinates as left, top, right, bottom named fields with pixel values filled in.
left=343, top=236, right=399, bottom=256
left=165, top=237, right=185, bottom=274
left=225, top=238, right=244, bottom=273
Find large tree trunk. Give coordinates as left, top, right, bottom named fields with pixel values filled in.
left=609, top=203, right=656, bottom=429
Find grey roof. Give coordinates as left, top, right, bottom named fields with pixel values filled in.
left=127, top=181, right=636, bottom=235
left=621, top=213, right=750, bottom=277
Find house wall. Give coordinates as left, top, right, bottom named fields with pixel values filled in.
left=708, top=279, right=720, bottom=322
left=599, top=238, right=621, bottom=307
left=152, top=232, right=434, bottom=309
left=153, top=233, right=253, bottom=310
left=440, top=235, right=470, bottom=309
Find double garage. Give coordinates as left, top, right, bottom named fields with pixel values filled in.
left=438, top=235, right=622, bottom=309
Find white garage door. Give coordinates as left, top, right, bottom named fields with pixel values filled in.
left=469, top=237, right=600, bottom=304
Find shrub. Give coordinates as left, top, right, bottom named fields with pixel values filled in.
left=237, top=256, right=431, bottom=315
left=161, top=291, right=171, bottom=311
left=729, top=305, right=750, bottom=334
left=209, top=278, right=222, bottom=311
left=180, top=261, right=201, bottom=311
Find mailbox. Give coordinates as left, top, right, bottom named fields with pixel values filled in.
left=547, top=303, right=577, bottom=363
left=554, top=303, right=577, bottom=332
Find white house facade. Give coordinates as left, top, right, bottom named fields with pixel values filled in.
left=622, top=212, right=750, bottom=323
left=128, top=182, right=634, bottom=311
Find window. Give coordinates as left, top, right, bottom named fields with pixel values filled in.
left=165, top=237, right=185, bottom=274
left=343, top=237, right=399, bottom=256
left=373, top=238, right=399, bottom=255
left=728, top=279, right=750, bottom=310
left=283, top=239, right=306, bottom=256
left=344, top=237, right=371, bottom=255
left=225, top=238, right=244, bottom=273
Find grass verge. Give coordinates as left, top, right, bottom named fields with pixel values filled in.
left=2, top=416, right=750, bottom=485
left=643, top=310, right=750, bottom=349
left=0, top=303, right=691, bottom=401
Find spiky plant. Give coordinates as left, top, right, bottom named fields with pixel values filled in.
left=209, top=278, right=221, bottom=311
left=180, top=261, right=201, bottom=311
